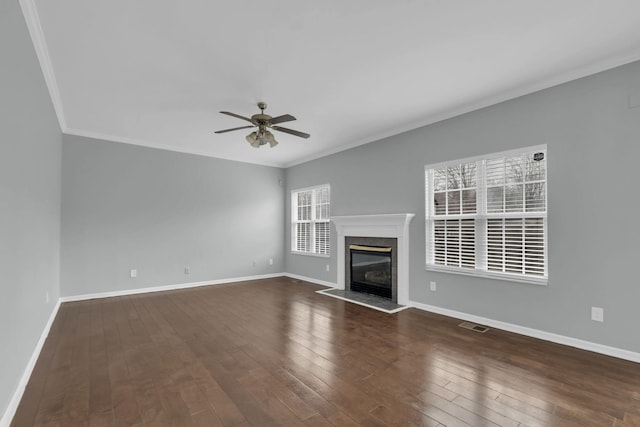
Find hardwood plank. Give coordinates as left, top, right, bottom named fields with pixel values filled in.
left=11, top=277, right=640, bottom=427
left=190, top=408, right=224, bottom=427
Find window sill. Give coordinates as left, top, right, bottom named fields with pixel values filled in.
left=425, top=264, right=548, bottom=286
left=291, top=251, right=330, bottom=259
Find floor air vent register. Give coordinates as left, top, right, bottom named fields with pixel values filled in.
left=458, top=321, right=490, bottom=333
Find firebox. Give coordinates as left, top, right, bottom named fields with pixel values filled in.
left=349, top=244, right=393, bottom=300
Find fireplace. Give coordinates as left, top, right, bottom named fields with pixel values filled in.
left=331, top=214, right=415, bottom=306
left=350, top=245, right=392, bottom=298
left=346, top=237, right=397, bottom=302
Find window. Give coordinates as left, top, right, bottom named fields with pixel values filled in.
left=291, top=184, right=330, bottom=256
left=425, top=146, right=547, bottom=284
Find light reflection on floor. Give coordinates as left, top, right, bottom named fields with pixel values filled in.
left=283, top=281, right=561, bottom=425
left=286, top=299, right=337, bottom=383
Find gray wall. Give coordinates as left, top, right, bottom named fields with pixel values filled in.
left=285, top=60, right=640, bottom=353
left=61, top=135, right=285, bottom=297
left=4, top=3, right=640, bottom=420
left=0, top=0, right=62, bottom=421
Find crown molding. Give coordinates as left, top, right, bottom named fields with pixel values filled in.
left=284, top=49, right=640, bottom=168
left=19, top=0, right=67, bottom=131
left=17, top=0, right=640, bottom=169
left=64, top=128, right=287, bottom=168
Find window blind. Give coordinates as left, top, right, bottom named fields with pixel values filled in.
left=426, top=146, right=547, bottom=283
left=292, top=185, right=331, bottom=256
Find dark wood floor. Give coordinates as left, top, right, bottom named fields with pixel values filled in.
left=11, top=277, right=640, bottom=427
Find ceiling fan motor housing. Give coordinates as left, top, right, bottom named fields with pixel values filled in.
left=252, top=114, right=272, bottom=123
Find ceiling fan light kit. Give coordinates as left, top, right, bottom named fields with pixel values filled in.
left=215, top=102, right=310, bottom=148
left=246, top=129, right=278, bottom=148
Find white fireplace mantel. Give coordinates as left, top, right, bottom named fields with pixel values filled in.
left=331, top=213, right=415, bottom=305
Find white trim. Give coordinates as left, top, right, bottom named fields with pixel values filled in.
left=425, top=146, right=548, bottom=283
left=64, top=128, right=288, bottom=168
left=316, top=288, right=409, bottom=314
left=424, top=144, right=548, bottom=171
left=290, top=251, right=330, bottom=259
left=3, top=275, right=639, bottom=427
left=283, top=272, right=336, bottom=288
left=16, top=0, right=640, bottom=173
left=425, top=264, right=548, bottom=286
left=332, top=214, right=415, bottom=305
left=59, top=273, right=284, bottom=302
left=18, top=0, right=67, bottom=130
left=409, top=300, right=640, bottom=364
left=283, top=52, right=640, bottom=168
left=0, top=299, right=61, bottom=427
left=291, top=184, right=331, bottom=256
left=290, top=183, right=331, bottom=194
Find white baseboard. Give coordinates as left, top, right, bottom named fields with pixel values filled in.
left=59, top=273, right=285, bottom=302
left=0, top=299, right=61, bottom=427
left=409, top=300, right=640, bottom=364
left=283, top=272, right=336, bottom=288
left=283, top=274, right=640, bottom=364
left=5, top=275, right=639, bottom=427
left=2, top=274, right=285, bottom=424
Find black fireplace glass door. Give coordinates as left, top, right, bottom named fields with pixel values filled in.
left=350, top=249, right=392, bottom=299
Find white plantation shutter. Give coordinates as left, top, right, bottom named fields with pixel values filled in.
left=484, top=151, right=546, bottom=277
left=314, top=186, right=330, bottom=254
left=314, top=222, right=330, bottom=254
left=433, top=219, right=476, bottom=268
left=427, top=161, right=478, bottom=270
left=296, top=222, right=311, bottom=252
left=292, top=185, right=331, bottom=255
left=486, top=218, right=545, bottom=275
left=426, top=146, right=547, bottom=283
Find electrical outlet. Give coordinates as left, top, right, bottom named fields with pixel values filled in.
left=326, top=264, right=330, bottom=272
left=430, top=281, right=437, bottom=291
left=591, top=307, right=604, bottom=322
left=184, top=266, right=190, bottom=275
left=269, top=258, right=273, bottom=265
left=130, top=269, right=137, bottom=278
left=46, top=291, right=49, bottom=304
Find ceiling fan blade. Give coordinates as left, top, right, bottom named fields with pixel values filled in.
left=272, top=126, right=310, bottom=139
left=214, top=125, right=254, bottom=134
left=269, top=114, right=296, bottom=125
left=220, top=111, right=257, bottom=124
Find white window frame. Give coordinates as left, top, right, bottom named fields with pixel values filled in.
left=425, top=145, right=548, bottom=285
left=291, top=184, right=331, bottom=257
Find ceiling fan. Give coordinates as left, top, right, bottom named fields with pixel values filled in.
left=215, top=102, right=310, bottom=148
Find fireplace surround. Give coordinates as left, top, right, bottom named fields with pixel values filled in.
left=331, top=214, right=415, bottom=305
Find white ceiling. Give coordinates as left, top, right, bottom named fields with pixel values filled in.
left=25, top=0, right=640, bottom=167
